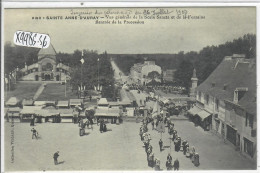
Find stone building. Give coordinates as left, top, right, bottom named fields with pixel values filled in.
left=20, top=44, right=70, bottom=81
left=190, top=54, right=256, bottom=161
left=130, top=60, right=162, bottom=85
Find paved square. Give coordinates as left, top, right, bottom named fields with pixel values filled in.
left=4, top=120, right=256, bottom=171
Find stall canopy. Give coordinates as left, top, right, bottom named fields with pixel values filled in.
left=6, top=97, right=19, bottom=106
left=188, top=106, right=202, bottom=116
left=38, top=109, right=60, bottom=117
left=20, top=106, right=42, bottom=114
left=59, top=109, right=74, bottom=117
left=57, top=101, right=69, bottom=107
left=22, top=99, right=34, bottom=106
left=108, top=102, right=120, bottom=107
left=98, top=98, right=109, bottom=106
left=119, top=100, right=131, bottom=106
left=70, top=99, right=82, bottom=106
left=34, top=101, right=46, bottom=106
left=196, top=110, right=211, bottom=121
left=7, top=107, right=21, bottom=113
left=45, top=101, right=56, bottom=107
left=95, top=108, right=121, bottom=117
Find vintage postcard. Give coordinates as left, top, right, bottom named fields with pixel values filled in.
left=1, top=3, right=258, bottom=172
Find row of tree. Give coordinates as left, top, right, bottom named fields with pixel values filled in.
left=113, top=34, right=256, bottom=92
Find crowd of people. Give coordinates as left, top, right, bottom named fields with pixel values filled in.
left=138, top=113, right=200, bottom=171
left=139, top=118, right=181, bottom=171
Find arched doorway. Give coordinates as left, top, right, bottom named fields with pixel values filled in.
left=45, top=74, right=51, bottom=81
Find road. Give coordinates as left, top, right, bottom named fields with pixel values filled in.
left=4, top=120, right=256, bottom=171
left=110, top=60, right=128, bottom=84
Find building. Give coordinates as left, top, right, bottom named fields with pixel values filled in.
left=130, top=60, right=162, bottom=85
left=162, top=69, right=176, bottom=82
left=20, top=44, right=70, bottom=81
left=192, top=54, right=256, bottom=161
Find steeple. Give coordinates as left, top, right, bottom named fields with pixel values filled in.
left=190, top=68, right=198, bottom=97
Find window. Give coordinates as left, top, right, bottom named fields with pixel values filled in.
left=244, top=137, right=254, bottom=158
left=215, top=99, right=219, bottom=111
left=205, top=94, right=209, bottom=105
left=246, top=113, right=254, bottom=129
left=199, top=91, right=201, bottom=101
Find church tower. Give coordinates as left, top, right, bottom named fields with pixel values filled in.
left=190, top=68, right=198, bottom=97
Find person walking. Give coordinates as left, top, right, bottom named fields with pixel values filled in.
left=159, top=139, right=163, bottom=152
left=173, top=159, right=179, bottom=171
left=53, top=151, right=59, bottom=165
left=31, top=128, right=38, bottom=139
left=167, top=153, right=172, bottom=163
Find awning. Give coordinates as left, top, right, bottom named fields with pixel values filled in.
left=6, top=97, right=19, bottom=106
left=98, top=98, right=108, bottom=106
left=7, top=107, right=21, bottom=113
left=197, top=110, right=211, bottom=121
left=57, top=101, right=69, bottom=107
left=188, top=106, right=202, bottom=116
left=37, top=109, right=59, bottom=117
left=95, top=108, right=120, bottom=117
left=34, top=101, right=46, bottom=106
left=8, top=112, right=20, bottom=117
left=22, top=99, right=34, bottom=106
left=70, top=99, right=82, bottom=106
left=60, top=114, right=73, bottom=117
left=20, top=106, right=42, bottom=114
left=108, top=102, right=120, bottom=106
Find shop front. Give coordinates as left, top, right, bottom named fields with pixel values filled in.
left=226, top=125, right=237, bottom=145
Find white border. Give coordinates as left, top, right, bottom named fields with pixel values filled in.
left=1, top=1, right=260, bottom=173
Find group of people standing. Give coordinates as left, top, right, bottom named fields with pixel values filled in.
left=139, top=119, right=180, bottom=171
left=167, top=119, right=200, bottom=167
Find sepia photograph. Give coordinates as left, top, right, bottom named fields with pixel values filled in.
left=1, top=4, right=257, bottom=172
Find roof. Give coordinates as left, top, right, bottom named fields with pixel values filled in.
left=57, top=101, right=69, bottom=107
left=20, top=106, right=42, bottom=114
left=6, top=97, right=19, bottom=106
left=22, top=99, right=34, bottom=106
left=98, top=98, right=108, bottom=105
left=7, top=107, right=21, bottom=113
left=69, top=99, right=82, bottom=106
left=38, top=44, right=56, bottom=56
left=196, top=57, right=256, bottom=115
left=95, top=108, right=121, bottom=117
left=108, top=102, right=120, bottom=106
left=34, top=101, right=46, bottom=106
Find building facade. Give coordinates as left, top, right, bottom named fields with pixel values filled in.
left=20, top=44, right=70, bottom=81
left=130, top=60, right=162, bottom=85
left=194, top=54, right=256, bottom=161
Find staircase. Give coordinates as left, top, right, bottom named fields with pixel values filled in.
left=33, top=83, right=46, bottom=100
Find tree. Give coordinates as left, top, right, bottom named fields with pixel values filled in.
left=147, top=71, right=161, bottom=86
left=174, top=60, right=193, bottom=92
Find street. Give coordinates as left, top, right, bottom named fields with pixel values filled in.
left=4, top=120, right=256, bottom=171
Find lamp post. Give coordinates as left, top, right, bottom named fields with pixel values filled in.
left=97, top=57, right=100, bottom=91
left=59, top=59, right=62, bottom=81
left=80, top=51, right=85, bottom=98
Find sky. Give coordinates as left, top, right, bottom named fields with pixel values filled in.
left=4, top=7, right=256, bottom=54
